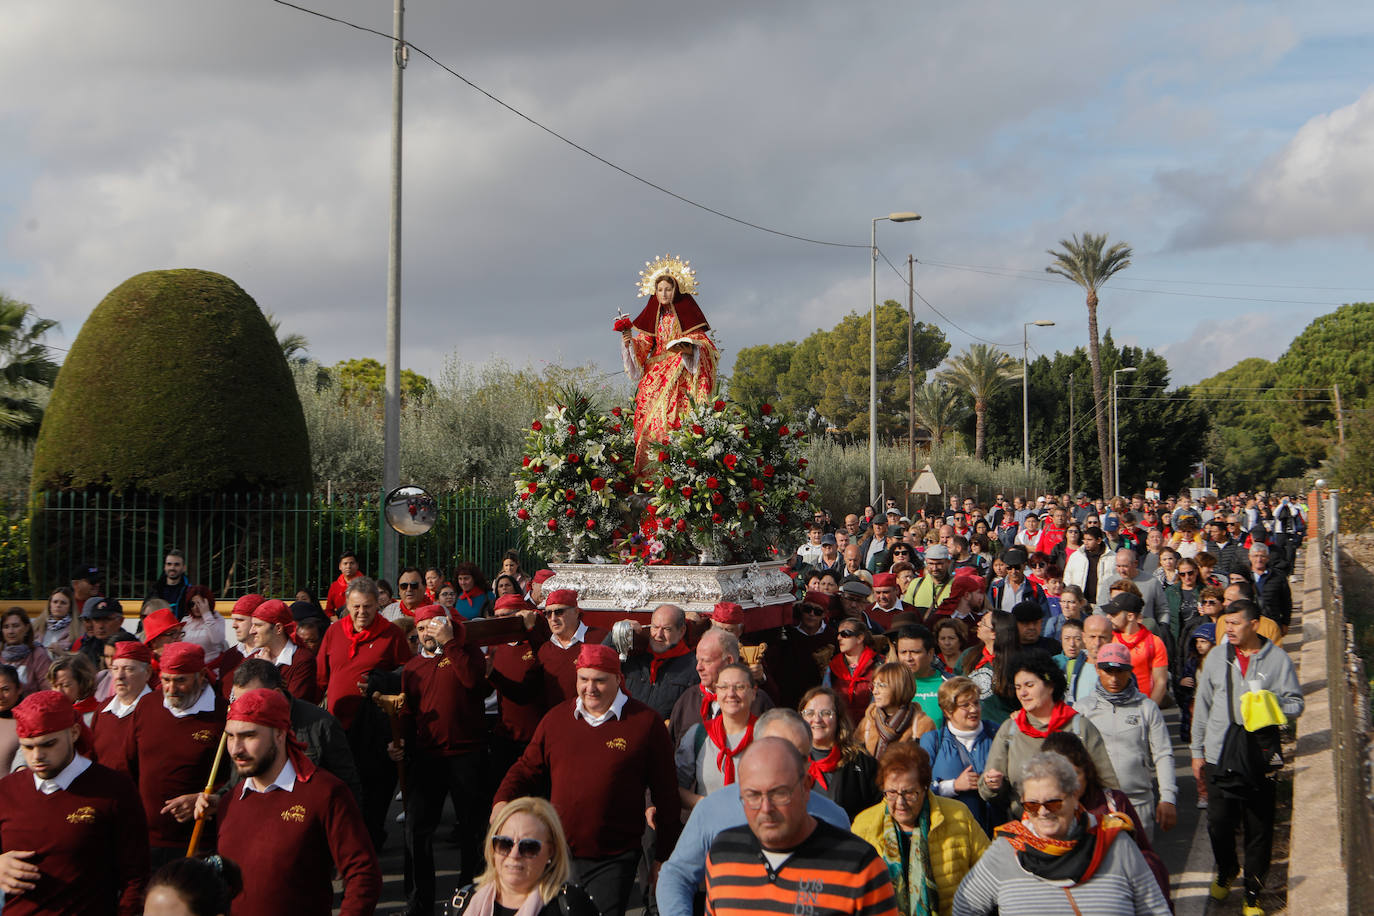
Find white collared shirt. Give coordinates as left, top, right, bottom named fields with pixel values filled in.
left=103, top=685, right=151, bottom=719
left=241, top=759, right=298, bottom=799
left=165, top=683, right=216, bottom=719
left=34, top=754, right=92, bottom=795
left=550, top=621, right=589, bottom=651
left=573, top=690, right=628, bottom=727
left=793, top=620, right=827, bottom=636
left=249, top=640, right=298, bottom=667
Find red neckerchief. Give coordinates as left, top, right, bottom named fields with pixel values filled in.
left=461, top=587, right=485, bottom=602
left=1014, top=701, right=1077, bottom=739
left=699, top=683, right=718, bottom=723
left=827, top=647, right=878, bottom=706
left=650, top=639, right=691, bottom=683
left=1116, top=628, right=1150, bottom=652
left=809, top=743, right=842, bottom=789
left=704, top=714, right=757, bottom=785
left=341, top=614, right=389, bottom=658
left=73, top=696, right=103, bottom=715
left=976, top=646, right=996, bottom=670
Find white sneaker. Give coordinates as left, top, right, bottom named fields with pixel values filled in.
left=396, top=811, right=406, bottom=823
left=1197, top=797, right=1209, bottom=810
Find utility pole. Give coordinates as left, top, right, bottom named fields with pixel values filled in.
left=1068, top=373, right=1075, bottom=496
left=1334, top=384, right=1346, bottom=460
left=381, top=0, right=406, bottom=581
left=907, top=255, right=916, bottom=491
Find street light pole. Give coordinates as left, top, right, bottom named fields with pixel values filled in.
left=382, top=0, right=406, bottom=581
left=870, top=212, right=920, bottom=507
left=1022, top=320, right=1054, bottom=476
left=1112, top=367, right=1137, bottom=498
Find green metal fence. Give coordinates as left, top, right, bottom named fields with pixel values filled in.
left=24, top=490, right=527, bottom=600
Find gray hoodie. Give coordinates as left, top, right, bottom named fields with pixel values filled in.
left=1189, top=638, right=1303, bottom=764
left=1078, top=687, right=1178, bottom=810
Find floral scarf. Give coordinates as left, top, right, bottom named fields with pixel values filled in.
left=877, top=793, right=937, bottom=916
left=995, top=810, right=1132, bottom=885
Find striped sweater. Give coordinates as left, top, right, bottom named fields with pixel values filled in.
left=705, top=820, right=897, bottom=916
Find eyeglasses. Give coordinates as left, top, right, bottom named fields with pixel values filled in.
left=1180, top=570, right=1198, bottom=576
left=398, top=582, right=422, bottom=590
left=801, top=708, right=835, bottom=721
left=543, top=606, right=569, bottom=616
left=1030, top=562, right=1047, bottom=569
left=740, top=778, right=802, bottom=810
left=951, top=699, right=981, bottom=712
left=491, top=835, right=544, bottom=858
left=1021, top=798, right=1068, bottom=816
left=883, top=788, right=923, bottom=805
left=837, top=630, right=861, bottom=639
left=1202, top=599, right=1222, bottom=606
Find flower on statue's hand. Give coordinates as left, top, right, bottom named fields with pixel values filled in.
left=614, top=317, right=632, bottom=332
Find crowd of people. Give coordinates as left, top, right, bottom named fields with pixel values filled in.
left=0, top=489, right=1307, bottom=915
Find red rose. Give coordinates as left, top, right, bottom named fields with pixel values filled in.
left=686, top=459, right=697, bottom=468
left=763, top=464, right=775, bottom=477
left=691, top=424, right=705, bottom=435
left=612, top=406, right=623, bottom=417
left=586, top=519, right=597, bottom=529
left=777, top=513, right=788, bottom=523
left=670, top=419, right=682, bottom=430
left=798, top=457, right=808, bottom=467
left=522, top=456, right=531, bottom=467
left=658, top=450, right=669, bottom=463
left=531, top=464, right=545, bottom=473
left=519, top=492, right=530, bottom=501
left=612, top=424, right=622, bottom=433
left=663, top=476, right=674, bottom=489
left=517, top=508, right=530, bottom=520
left=737, top=500, right=751, bottom=512
left=712, top=513, right=723, bottom=523
left=794, top=429, right=804, bottom=438
left=567, top=454, right=580, bottom=463
left=564, top=488, right=575, bottom=501
left=613, top=316, right=632, bottom=332
left=567, top=424, right=578, bottom=436
left=590, top=477, right=606, bottom=491
left=646, top=504, right=658, bottom=518
left=761, top=403, right=773, bottom=415
left=531, top=420, right=542, bottom=431
left=546, top=519, right=558, bottom=530
left=742, top=428, right=750, bottom=438
left=797, top=491, right=810, bottom=502
left=681, top=486, right=694, bottom=498
left=565, top=507, right=575, bottom=518
left=706, top=476, right=719, bottom=489
left=614, top=481, right=630, bottom=493
left=779, top=425, right=790, bottom=435
left=677, top=520, right=688, bottom=532
left=752, top=478, right=764, bottom=492
left=756, top=457, right=765, bottom=466
left=723, top=454, right=738, bottom=469
left=711, top=491, right=724, bottom=505
left=713, top=399, right=726, bottom=411
left=527, top=483, right=538, bottom=494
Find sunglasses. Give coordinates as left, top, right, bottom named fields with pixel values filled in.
left=543, top=606, right=569, bottom=616
left=837, top=629, right=861, bottom=639
left=491, top=835, right=543, bottom=858
left=398, top=582, right=422, bottom=589
left=1021, top=798, right=1068, bottom=816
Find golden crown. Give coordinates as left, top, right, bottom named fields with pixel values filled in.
left=637, top=254, right=699, bottom=298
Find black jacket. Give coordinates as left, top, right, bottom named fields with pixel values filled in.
left=452, top=882, right=600, bottom=916
left=622, top=650, right=700, bottom=720
left=1254, top=569, right=1293, bottom=630
left=812, top=749, right=881, bottom=821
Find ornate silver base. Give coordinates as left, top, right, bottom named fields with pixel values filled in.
left=546, top=560, right=794, bottom=615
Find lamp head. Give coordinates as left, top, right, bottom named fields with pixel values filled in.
left=1033, top=320, right=1055, bottom=327
left=888, top=212, right=921, bottom=222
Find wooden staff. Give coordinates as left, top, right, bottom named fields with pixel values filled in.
left=374, top=692, right=407, bottom=802
left=186, top=729, right=230, bottom=857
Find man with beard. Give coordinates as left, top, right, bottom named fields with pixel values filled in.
left=124, top=642, right=228, bottom=868
left=211, top=688, right=380, bottom=916
left=90, top=641, right=154, bottom=775
left=0, top=691, right=148, bottom=915
left=905, top=545, right=956, bottom=614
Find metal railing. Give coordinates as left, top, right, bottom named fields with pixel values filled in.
left=1316, top=490, right=1374, bottom=902
left=25, top=490, right=528, bottom=600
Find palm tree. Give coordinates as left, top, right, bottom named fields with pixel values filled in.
left=265, top=312, right=309, bottom=361
left=1046, top=233, right=1133, bottom=497
left=910, top=381, right=965, bottom=446
left=937, top=344, right=1017, bottom=460
left=0, top=294, right=59, bottom=441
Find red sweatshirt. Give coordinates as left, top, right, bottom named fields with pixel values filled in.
left=315, top=618, right=411, bottom=730
left=218, top=766, right=381, bottom=916
left=0, top=760, right=149, bottom=915
left=536, top=625, right=609, bottom=708
left=124, top=688, right=228, bottom=848
left=258, top=642, right=322, bottom=704
left=400, top=637, right=487, bottom=756
left=495, top=696, right=680, bottom=860
left=326, top=572, right=363, bottom=615
left=89, top=703, right=141, bottom=777
left=488, top=642, right=546, bottom=742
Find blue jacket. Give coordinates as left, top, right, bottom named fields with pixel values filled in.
left=656, top=783, right=849, bottom=916
left=985, top=577, right=1049, bottom=615
left=919, top=721, right=1006, bottom=836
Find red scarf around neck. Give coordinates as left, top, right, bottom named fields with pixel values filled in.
left=704, top=714, right=757, bottom=785
left=809, top=742, right=842, bottom=789
left=828, top=647, right=878, bottom=706
left=341, top=614, right=389, bottom=658
left=650, top=639, right=691, bottom=683
left=699, top=683, right=718, bottom=723
left=1014, top=701, right=1077, bottom=738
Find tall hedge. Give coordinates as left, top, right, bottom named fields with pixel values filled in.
left=31, top=269, right=312, bottom=497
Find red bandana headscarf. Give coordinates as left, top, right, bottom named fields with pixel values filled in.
left=251, top=599, right=296, bottom=641
left=228, top=687, right=316, bottom=781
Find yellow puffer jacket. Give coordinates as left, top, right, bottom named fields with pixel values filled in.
left=851, top=795, right=989, bottom=916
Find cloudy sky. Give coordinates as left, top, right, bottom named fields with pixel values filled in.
left=3, top=1, right=1373, bottom=389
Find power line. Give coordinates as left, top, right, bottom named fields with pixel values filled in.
left=876, top=249, right=1018, bottom=348
left=268, top=0, right=866, bottom=250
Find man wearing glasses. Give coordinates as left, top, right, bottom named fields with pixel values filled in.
left=536, top=590, right=609, bottom=707
left=704, top=738, right=896, bottom=916
left=393, top=567, right=428, bottom=618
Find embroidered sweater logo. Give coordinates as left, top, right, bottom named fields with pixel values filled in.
left=281, top=804, right=307, bottom=823
left=66, top=806, right=96, bottom=824
left=606, top=737, right=628, bottom=751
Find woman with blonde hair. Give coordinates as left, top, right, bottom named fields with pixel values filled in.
left=858, top=663, right=935, bottom=759
left=449, top=797, right=599, bottom=916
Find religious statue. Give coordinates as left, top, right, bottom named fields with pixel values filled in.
left=616, top=254, right=719, bottom=471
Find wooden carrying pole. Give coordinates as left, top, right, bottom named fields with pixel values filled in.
left=186, top=729, right=230, bottom=857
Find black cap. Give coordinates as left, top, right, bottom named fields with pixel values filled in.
left=1002, top=547, right=1028, bottom=568
left=290, top=600, right=329, bottom=624
left=72, top=564, right=103, bottom=583
left=81, top=596, right=122, bottom=619
left=1104, top=592, right=1145, bottom=617
left=1012, top=600, right=1045, bottom=622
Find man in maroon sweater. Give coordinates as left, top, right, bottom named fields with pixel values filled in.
left=124, top=641, right=228, bottom=868
left=315, top=576, right=411, bottom=849
left=486, top=594, right=548, bottom=780
left=536, top=589, right=608, bottom=707
left=389, top=604, right=488, bottom=914
left=495, top=643, right=680, bottom=916
left=90, top=641, right=154, bottom=774
left=210, top=687, right=380, bottom=916
left=0, top=691, right=148, bottom=915
left=246, top=598, right=322, bottom=703
left=214, top=593, right=265, bottom=697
